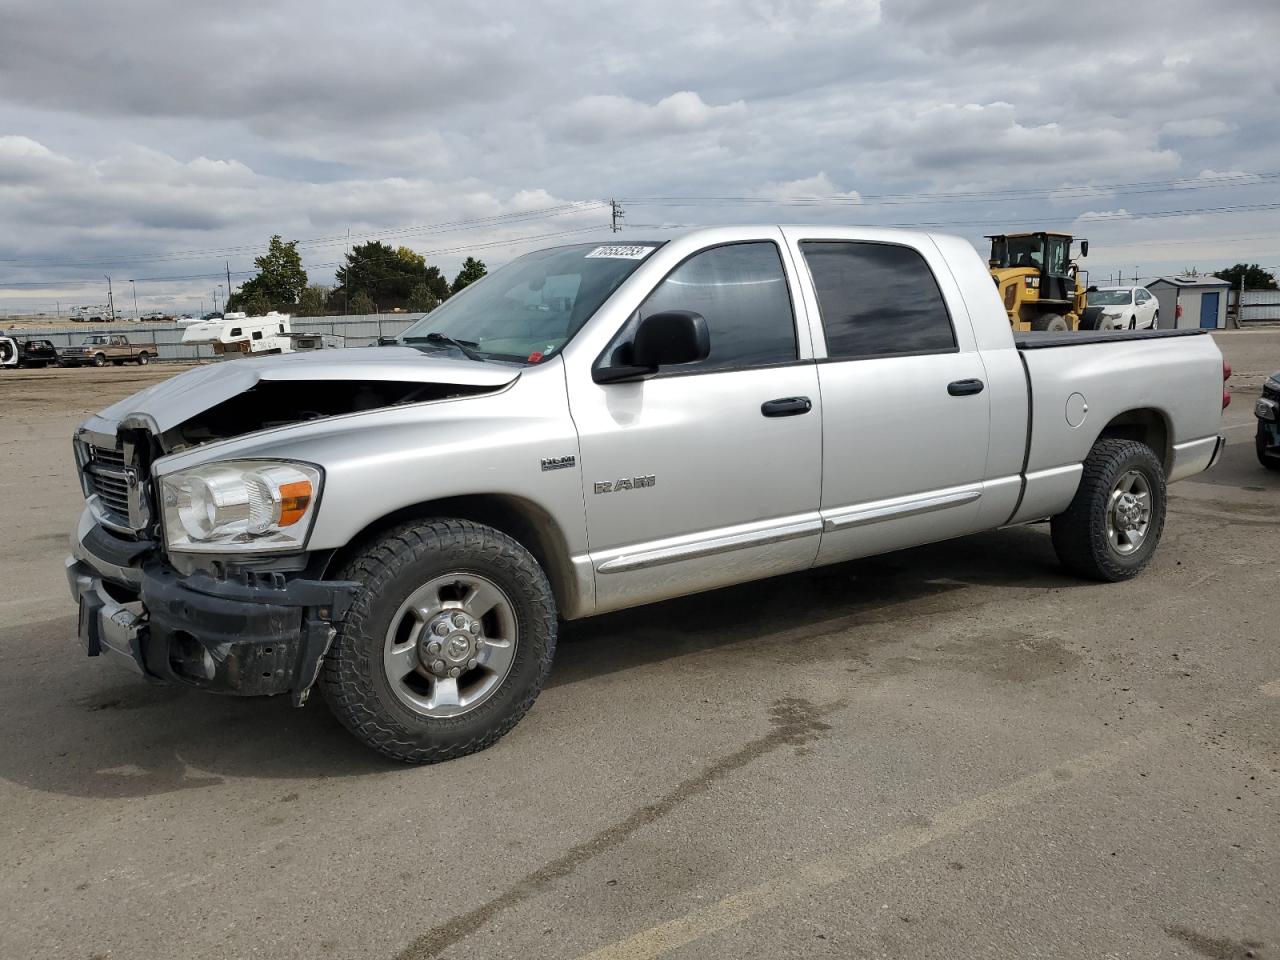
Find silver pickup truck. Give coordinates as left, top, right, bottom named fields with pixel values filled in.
left=65, top=226, right=1229, bottom=762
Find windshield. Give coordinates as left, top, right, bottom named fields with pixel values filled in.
left=990, top=235, right=1043, bottom=269
left=83, top=336, right=107, bottom=344
left=400, top=242, right=660, bottom=362
left=1088, top=290, right=1132, bottom=306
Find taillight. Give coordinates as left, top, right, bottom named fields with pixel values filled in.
left=1223, top=359, right=1231, bottom=409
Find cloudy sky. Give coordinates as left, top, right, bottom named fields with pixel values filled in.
left=1, top=0, right=1277, bottom=315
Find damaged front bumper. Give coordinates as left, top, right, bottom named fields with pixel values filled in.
left=65, top=510, right=357, bottom=704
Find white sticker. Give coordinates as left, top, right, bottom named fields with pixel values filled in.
left=585, top=245, right=655, bottom=260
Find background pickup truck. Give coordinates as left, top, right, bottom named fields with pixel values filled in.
left=59, top=334, right=154, bottom=367
left=64, top=226, right=1228, bottom=763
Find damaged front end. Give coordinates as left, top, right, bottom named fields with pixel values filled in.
left=67, top=347, right=521, bottom=702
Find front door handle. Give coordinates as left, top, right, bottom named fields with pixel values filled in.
left=947, top=379, right=985, bottom=397
left=761, top=396, right=812, bottom=418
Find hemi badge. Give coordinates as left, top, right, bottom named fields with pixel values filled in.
left=541, top=456, right=576, bottom=472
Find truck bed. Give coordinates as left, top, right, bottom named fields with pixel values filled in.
left=1014, top=328, right=1210, bottom=350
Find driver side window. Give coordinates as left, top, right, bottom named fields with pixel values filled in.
left=611, top=242, right=797, bottom=375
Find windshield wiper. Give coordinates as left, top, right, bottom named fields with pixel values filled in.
left=411, top=332, right=484, bottom=362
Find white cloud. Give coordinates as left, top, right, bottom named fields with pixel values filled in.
left=556, top=91, right=747, bottom=143
left=1161, top=118, right=1231, bottom=138
left=755, top=172, right=861, bottom=202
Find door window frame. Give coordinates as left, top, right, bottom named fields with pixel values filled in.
left=592, top=239, right=807, bottom=380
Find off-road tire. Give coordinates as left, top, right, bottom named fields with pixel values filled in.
left=320, top=518, right=557, bottom=764
left=92, top=353, right=106, bottom=367
left=137, top=352, right=150, bottom=365
left=1031, top=313, right=1069, bottom=332
left=1258, top=429, right=1280, bottom=472
left=1051, top=439, right=1167, bottom=581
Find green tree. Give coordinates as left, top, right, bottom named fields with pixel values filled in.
left=249, top=235, right=307, bottom=304
left=451, top=256, right=487, bottom=294
left=297, top=284, right=331, bottom=317
left=1214, top=263, right=1278, bottom=290
left=349, top=290, right=376, bottom=315
left=423, top=265, right=451, bottom=303
left=334, top=241, right=423, bottom=310
left=406, top=282, right=440, bottom=313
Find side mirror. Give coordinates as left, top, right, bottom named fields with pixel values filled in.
left=377, top=336, right=398, bottom=346
left=1080, top=239, right=1089, bottom=258
left=594, top=310, right=710, bottom=383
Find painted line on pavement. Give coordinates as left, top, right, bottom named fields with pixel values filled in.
left=575, top=731, right=1156, bottom=960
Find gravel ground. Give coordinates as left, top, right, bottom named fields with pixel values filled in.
left=0, top=333, right=1276, bottom=960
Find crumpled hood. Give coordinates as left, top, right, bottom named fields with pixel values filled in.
left=92, top=346, right=520, bottom=433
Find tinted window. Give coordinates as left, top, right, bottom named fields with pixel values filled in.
left=800, top=241, right=956, bottom=359
left=627, top=242, right=796, bottom=373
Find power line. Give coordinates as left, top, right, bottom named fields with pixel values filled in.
left=620, top=171, right=1280, bottom=207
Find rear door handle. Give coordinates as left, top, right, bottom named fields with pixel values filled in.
left=761, top=396, right=812, bottom=418
left=947, top=379, right=985, bottom=397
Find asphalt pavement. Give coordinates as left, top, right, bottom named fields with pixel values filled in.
left=0, top=332, right=1276, bottom=960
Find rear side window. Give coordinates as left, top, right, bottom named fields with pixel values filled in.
left=629, top=241, right=796, bottom=373
left=800, top=241, right=956, bottom=360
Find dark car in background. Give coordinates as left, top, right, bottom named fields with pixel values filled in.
left=1257, top=371, right=1280, bottom=471
left=17, top=338, right=58, bottom=368
left=0, top=336, right=58, bottom=369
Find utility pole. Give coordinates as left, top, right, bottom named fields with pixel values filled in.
left=609, top=198, right=625, bottom=233
left=130, top=280, right=138, bottom=319
left=213, top=288, right=219, bottom=313
left=104, top=275, right=115, bottom=321
left=1133, top=266, right=1139, bottom=286
left=226, top=261, right=232, bottom=304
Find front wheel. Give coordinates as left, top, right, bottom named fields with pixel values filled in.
left=320, top=518, right=557, bottom=763
left=92, top=353, right=106, bottom=367
left=1152, top=311, right=1159, bottom=329
left=137, top=352, right=150, bottom=365
left=1051, top=439, right=1167, bottom=581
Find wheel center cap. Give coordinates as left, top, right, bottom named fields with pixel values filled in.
left=420, top=611, right=482, bottom=675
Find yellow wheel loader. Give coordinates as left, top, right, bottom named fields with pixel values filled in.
left=987, top=231, right=1089, bottom=332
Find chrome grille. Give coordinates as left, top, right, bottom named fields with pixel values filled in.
left=84, top=444, right=134, bottom=527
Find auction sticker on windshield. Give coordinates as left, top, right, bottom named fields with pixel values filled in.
left=585, top=245, right=655, bottom=259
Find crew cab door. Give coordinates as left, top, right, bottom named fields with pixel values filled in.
left=784, top=231, right=993, bottom=564
left=567, top=235, right=822, bottom=614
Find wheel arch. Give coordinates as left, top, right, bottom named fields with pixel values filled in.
left=322, top=493, right=585, bottom=618
left=1094, top=407, right=1172, bottom=473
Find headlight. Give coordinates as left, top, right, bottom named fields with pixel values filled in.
left=160, top=460, right=321, bottom=553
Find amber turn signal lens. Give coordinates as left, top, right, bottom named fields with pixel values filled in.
left=278, top=480, right=313, bottom=526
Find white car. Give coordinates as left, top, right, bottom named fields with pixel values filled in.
left=1086, top=286, right=1159, bottom=330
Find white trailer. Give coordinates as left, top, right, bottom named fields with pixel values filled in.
left=180, top=311, right=293, bottom=356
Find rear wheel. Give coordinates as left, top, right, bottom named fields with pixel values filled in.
left=1051, top=439, right=1167, bottom=581
left=1031, top=313, right=1069, bottom=332
left=320, top=518, right=557, bottom=763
